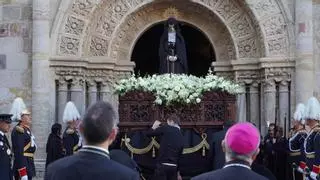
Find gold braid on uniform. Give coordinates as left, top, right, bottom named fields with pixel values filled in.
left=122, top=133, right=210, bottom=157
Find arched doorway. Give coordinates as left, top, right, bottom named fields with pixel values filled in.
left=131, top=21, right=215, bottom=76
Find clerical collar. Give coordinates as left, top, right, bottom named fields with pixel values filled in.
left=0, top=131, right=4, bottom=136
left=223, top=160, right=251, bottom=170
left=79, top=145, right=110, bottom=159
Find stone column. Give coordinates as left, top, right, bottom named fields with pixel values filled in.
left=57, top=80, right=68, bottom=125
left=71, top=78, right=85, bottom=116
left=279, top=81, right=290, bottom=136
left=263, top=80, right=276, bottom=135
left=249, top=83, right=260, bottom=128
left=31, top=0, right=52, bottom=162
left=295, top=0, right=314, bottom=103
left=88, top=80, right=97, bottom=106
left=236, top=84, right=246, bottom=122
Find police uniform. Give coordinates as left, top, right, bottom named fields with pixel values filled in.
left=11, top=124, right=36, bottom=180
left=304, top=125, right=320, bottom=178
left=62, top=127, right=81, bottom=156
left=288, top=128, right=307, bottom=180
left=0, top=114, right=13, bottom=180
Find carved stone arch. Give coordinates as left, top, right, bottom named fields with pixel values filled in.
left=51, top=0, right=292, bottom=60
left=106, top=2, right=235, bottom=63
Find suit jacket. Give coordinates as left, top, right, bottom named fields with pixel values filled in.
left=0, top=132, right=13, bottom=180
left=46, top=133, right=64, bottom=167
left=191, top=161, right=268, bottom=180
left=212, top=129, right=227, bottom=170
left=110, top=149, right=138, bottom=171
left=11, top=125, right=36, bottom=178
left=145, top=125, right=184, bottom=166
left=45, top=146, right=140, bottom=180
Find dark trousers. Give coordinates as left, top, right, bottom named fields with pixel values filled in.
left=153, top=164, right=178, bottom=180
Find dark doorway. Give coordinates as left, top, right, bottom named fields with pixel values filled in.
left=131, top=21, right=215, bottom=77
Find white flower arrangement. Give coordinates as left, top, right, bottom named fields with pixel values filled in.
left=115, top=71, right=243, bottom=105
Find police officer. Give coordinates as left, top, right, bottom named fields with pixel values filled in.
left=304, top=97, right=320, bottom=179
left=289, top=103, right=307, bottom=180
left=62, top=101, right=82, bottom=156
left=10, top=98, right=36, bottom=180
left=0, top=114, right=13, bottom=180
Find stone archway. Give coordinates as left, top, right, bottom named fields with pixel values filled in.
left=50, top=0, right=294, bottom=138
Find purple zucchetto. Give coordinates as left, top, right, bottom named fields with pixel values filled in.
left=225, top=122, right=260, bottom=155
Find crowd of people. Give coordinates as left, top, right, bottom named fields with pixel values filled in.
left=0, top=96, right=319, bottom=180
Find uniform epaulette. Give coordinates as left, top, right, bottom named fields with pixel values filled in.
left=66, top=128, right=75, bottom=134
left=15, top=126, right=24, bottom=133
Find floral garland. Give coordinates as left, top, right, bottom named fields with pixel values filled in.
left=114, top=71, right=243, bottom=105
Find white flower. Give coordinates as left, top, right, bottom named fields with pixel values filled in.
left=196, top=98, right=201, bottom=103
left=186, top=99, right=191, bottom=103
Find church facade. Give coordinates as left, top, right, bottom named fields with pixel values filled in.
left=0, top=0, right=320, bottom=177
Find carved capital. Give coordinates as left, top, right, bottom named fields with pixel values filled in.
left=71, top=77, right=85, bottom=90
left=263, top=79, right=276, bottom=92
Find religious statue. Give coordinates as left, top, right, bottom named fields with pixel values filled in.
left=159, top=18, right=188, bottom=74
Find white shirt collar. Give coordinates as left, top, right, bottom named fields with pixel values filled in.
left=0, top=131, right=4, bottom=136
left=82, top=145, right=109, bottom=154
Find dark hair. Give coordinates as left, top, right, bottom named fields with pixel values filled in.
left=82, top=101, right=117, bottom=145
left=51, top=123, right=62, bottom=135
left=167, top=114, right=181, bottom=125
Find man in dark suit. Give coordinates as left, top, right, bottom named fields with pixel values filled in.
left=45, top=123, right=64, bottom=167
left=45, top=101, right=139, bottom=180
left=192, top=122, right=268, bottom=180
left=146, top=114, right=184, bottom=180
left=0, top=114, right=13, bottom=180
left=212, top=120, right=234, bottom=170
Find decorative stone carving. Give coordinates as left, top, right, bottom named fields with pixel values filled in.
left=112, top=0, right=130, bottom=21
left=90, top=36, right=108, bottom=56
left=229, top=13, right=254, bottom=38
left=59, top=36, right=80, bottom=55
left=71, top=0, right=96, bottom=17
left=267, top=36, right=288, bottom=55
left=236, top=71, right=260, bottom=82
left=238, top=37, right=258, bottom=58
left=198, top=0, right=219, bottom=9
left=263, top=15, right=286, bottom=37
left=215, top=0, right=241, bottom=21
left=249, top=0, right=280, bottom=18
left=95, top=15, right=116, bottom=37
left=65, top=16, right=85, bottom=35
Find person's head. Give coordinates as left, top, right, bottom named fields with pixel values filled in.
left=51, top=123, right=62, bottom=136
left=166, top=114, right=180, bottom=126
left=20, top=110, right=32, bottom=127
left=0, top=114, right=12, bottom=133
left=80, top=101, right=118, bottom=147
left=293, top=103, right=306, bottom=129
left=305, top=97, right=320, bottom=127
left=222, top=122, right=260, bottom=165
left=63, top=101, right=81, bottom=128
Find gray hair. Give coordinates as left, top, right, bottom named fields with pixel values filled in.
left=224, top=144, right=259, bottom=164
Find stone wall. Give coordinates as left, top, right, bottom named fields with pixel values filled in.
left=314, top=0, right=320, bottom=98
left=0, top=0, right=33, bottom=113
